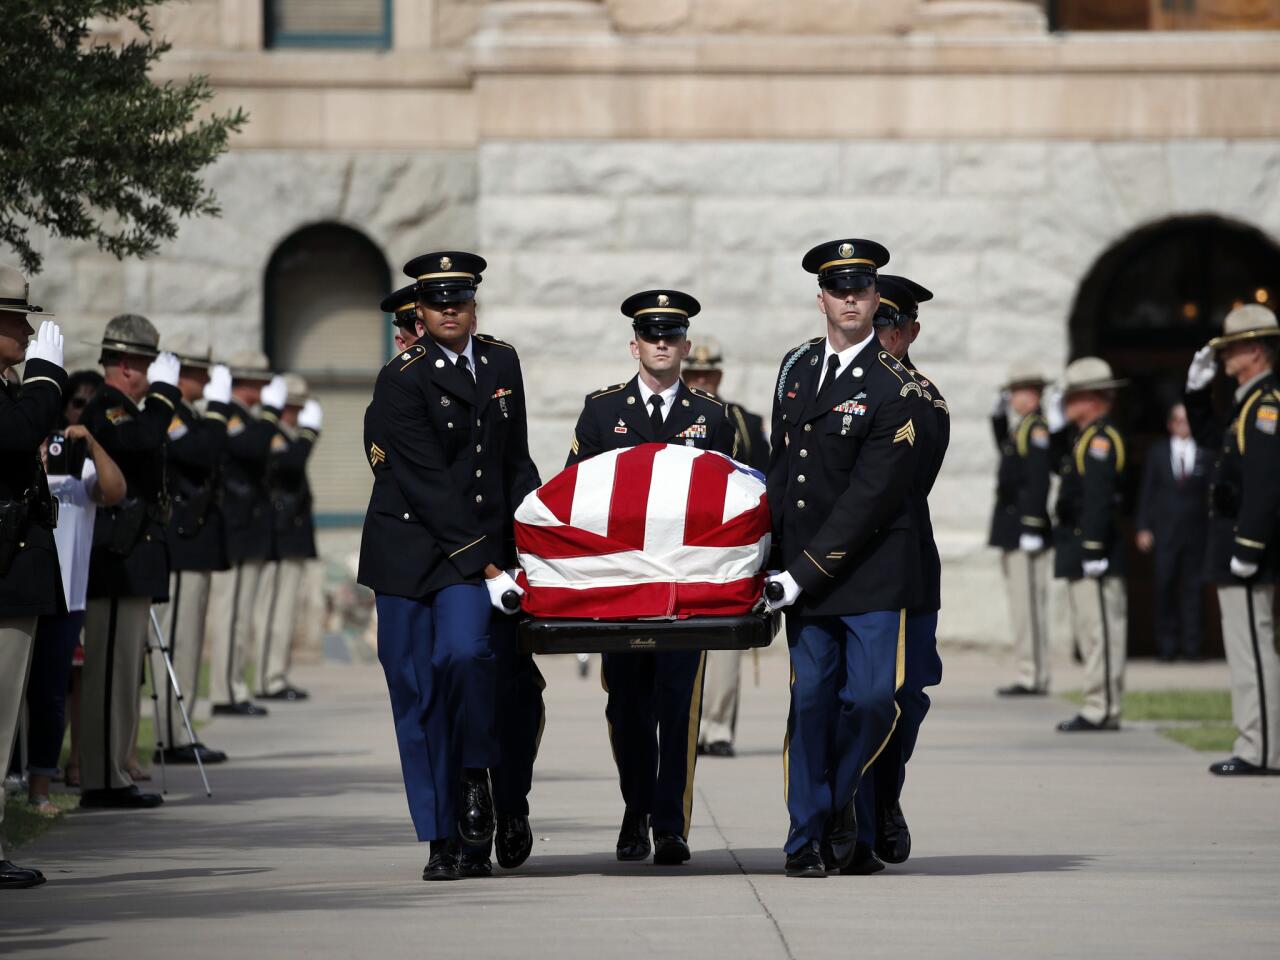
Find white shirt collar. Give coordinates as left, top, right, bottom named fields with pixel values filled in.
left=434, top=335, right=476, bottom=372
left=637, top=376, right=681, bottom=420
left=1170, top=435, right=1196, bottom=471
left=819, top=329, right=877, bottom=391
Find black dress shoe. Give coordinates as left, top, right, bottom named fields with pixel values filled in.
left=211, top=701, right=269, bottom=717
left=458, top=769, right=495, bottom=845
left=875, top=801, right=911, bottom=864
left=706, top=741, right=735, bottom=758
left=839, top=842, right=886, bottom=876
left=154, top=742, right=227, bottom=765
left=824, top=797, right=858, bottom=870
left=1056, top=714, right=1119, bottom=732
left=1208, top=756, right=1280, bottom=776
left=653, top=831, right=691, bottom=865
left=616, top=809, right=651, bottom=862
left=494, top=814, right=533, bottom=869
left=0, top=860, right=45, bottom=889
left=423, top=840, right=461, bottom=881
left=459, top=846, right=492, bottom=878
left=259, top=686, right=309, bottom=702
left=997, top=684, right=1047, bottom=697
left=785, top=842, right=827, bottom=878
left=79, top=785, right=164, bottom=809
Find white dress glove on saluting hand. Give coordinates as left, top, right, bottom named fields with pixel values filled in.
left=298, top=399, right=323, bottom=431
left=1018, top=533, right=1045, bottom=553
left=1186, top=345, right=1216, bottom=393
left=147, top=351, right=180, bottom=387
left=25, top=320, right=65, bottom=369
left=1082, top=558, right=1109, bottom=579
left=765, top=571, right=802, bottom=611
left=1044, top=386, right=1066, bottom=434
left=203, top=364, right=232, bottom=404
left=1230, top=557, right=1259, bottom=580
left=485, top=570, right=524, bottom=613
left=260, top=374, right=287, bottom=411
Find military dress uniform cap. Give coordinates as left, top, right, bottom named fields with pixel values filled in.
left=224, top=348, right=272, bottom=382
left=686, top=336, right=723, bottom=372
left=802, top=238, right=890, bottom=291
left=1003, top=359, right=1051, bottom=390
left=1208, top=303, right=1280, bottom=350
left=874, top=274, right=933, bottom=326
left=87, top=313, right=159, bottom=359
left=1062, top=356, right=1128, bottom=395
left=403, top=251, right=486, bottom=305
left=0, top=263, right=53, bottom=317
left=283, top=373, right=309, bottom=406
left=166, top=331, right=213, bottom=368
left=380, top=283, right=420, bottom=330
left=623, top=289, right=699, bottom=338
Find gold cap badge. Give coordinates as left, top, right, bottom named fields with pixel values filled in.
left=657, top=294, right=669, bottom=307
left=839, top=243, right=854, bottom=258
left=440, top=256, right=452, bottom=270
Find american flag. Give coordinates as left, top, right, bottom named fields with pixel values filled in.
left=514, top=443, right=772, bottom=620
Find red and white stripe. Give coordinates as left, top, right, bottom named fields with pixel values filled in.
left=515, top=443, right=771, bottom=619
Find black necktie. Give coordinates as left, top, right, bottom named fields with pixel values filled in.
left=649, top=395, right=665, bottom=432
left=818, top=354, right=841, bottom=395
left=457, top=355, right=474, bottom=382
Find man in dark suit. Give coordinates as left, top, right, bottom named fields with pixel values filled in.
left=566, top=289, right=736, bottom=867
left=763, top=239, right=921, bottom=878
left=1135, top=401, right=1210, bottom=661
left=360, top=252, right=543, bottom=880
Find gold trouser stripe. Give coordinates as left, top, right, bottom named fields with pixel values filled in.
left=601, top=664, right=621, bottom=771
left=862, top=609, right=907, bottom=775
left=681, top=651, right=708, bottom=837
left=783, top=663, right=795, bottom=805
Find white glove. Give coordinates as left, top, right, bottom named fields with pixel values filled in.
left=298, top=399, right=323, bottom=431
left=202, top=364, right=232, bottom=404
left=992, top=390, right=1010, bottom=418
left=1230, top=557, right=1259, bottom=580
left=485, top=570, right=524, bottom=613
left=1186, top=345, right=1216, bottom=393
left=147, top=351, right=180, bottom=387
left=1082, top=558, right=1109, bottom=579
left=260, top=374, right=287, bottom=410
left=1044, top=385, right=1066, bottom=434
left=1018, top=533, right=1045, bottom=553
left=25, top=319, right=64, bottom=368
left=764, top=571, right=802, bottom=611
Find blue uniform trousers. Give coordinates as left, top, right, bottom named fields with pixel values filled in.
left=783, top=610, right=903, bottom=856
left=601, top=649, right=707, bottom=838
left=375, top=585, right=494, bottom=843
left=857, top=611, right=943, bottom=844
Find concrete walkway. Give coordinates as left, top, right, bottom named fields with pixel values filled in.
left=4, top=646, right=1279, bottom=959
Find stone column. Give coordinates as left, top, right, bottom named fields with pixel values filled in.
left=913, top=0, right=1048, bottom=34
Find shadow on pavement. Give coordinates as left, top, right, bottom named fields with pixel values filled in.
left=888, top=853, right=1096, bottom=876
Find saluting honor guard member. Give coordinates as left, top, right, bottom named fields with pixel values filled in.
left=991, top=363, right=1054, bottom=696
left=254, top=374, right=322, bottom=702
left=683, top=336, right=769, bottom=759
left=79, top=315, right=182, bottom=808
left=360, top=252, right=543, bottom=881
left=856, top=274, right=948, bottom=872
left=155, top=335, right=233, bottom=765
left=1053, top=358, right=1129, bottom=733
left=763, top=240, right=921, bottom=879
left=566, top=290, right=736, bottom=866
left=1185, top=304, right=1280, bottom=776
left=0, top=266, right=65, bottom=888
left=206, top=352, right=287, bottom=717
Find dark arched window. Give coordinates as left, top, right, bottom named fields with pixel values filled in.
left=264, top=223, right=391, bottom=523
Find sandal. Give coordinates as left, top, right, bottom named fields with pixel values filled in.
left=28, top=796, right=60, bottom=817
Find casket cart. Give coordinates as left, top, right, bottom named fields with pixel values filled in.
left=508, top=444, right=781, bottom=655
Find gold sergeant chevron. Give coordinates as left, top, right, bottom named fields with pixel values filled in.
left=893, top=419, right=916, bottom=446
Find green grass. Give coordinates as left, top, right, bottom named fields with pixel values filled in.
left=2, top=792, right=78, bottom=851
left=1061, top=688, right=1235, bottom=751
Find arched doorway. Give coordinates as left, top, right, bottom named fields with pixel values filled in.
left=1068, top=214, right=1280, bottom=657
left=264, top=223, right=392, bottom=523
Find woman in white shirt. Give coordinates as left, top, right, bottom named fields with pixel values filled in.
left=26, top=423, right=125, bottom=813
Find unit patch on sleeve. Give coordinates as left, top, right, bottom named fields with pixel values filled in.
left=1256, top=404, right=1278, bottom=435
left=227, top=415, right=245, bottom=437
left=167, top=415, right=189, bottom=440
left=105, top=406, right=131, bottom=425
left=1031, top=424, right=1050, bottom=448
left=1088, top=435, right=1111, bottom=460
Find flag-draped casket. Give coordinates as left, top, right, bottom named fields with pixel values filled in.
left=514, top=444, right=771, bottom=620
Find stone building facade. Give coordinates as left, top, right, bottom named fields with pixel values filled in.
left=27, top=0, right=1280, bottom=649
